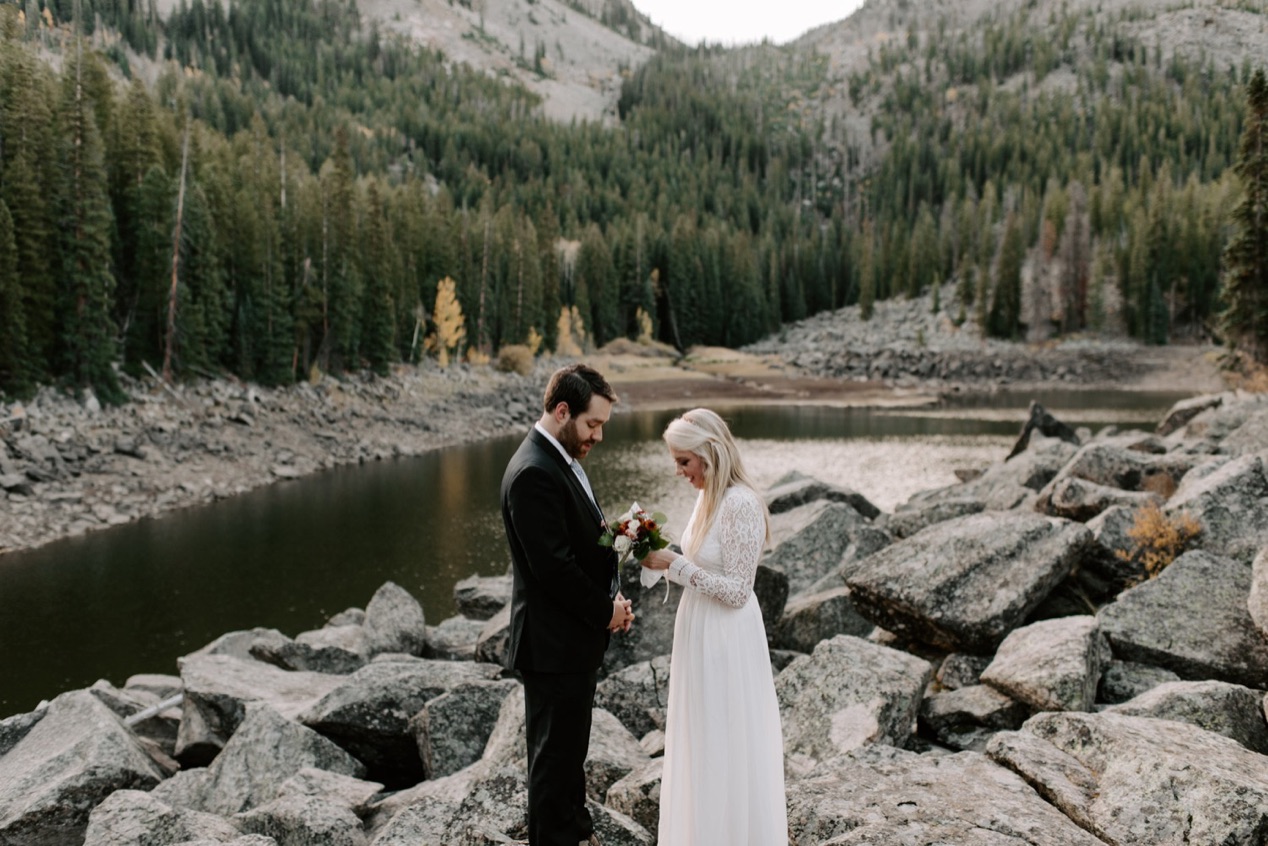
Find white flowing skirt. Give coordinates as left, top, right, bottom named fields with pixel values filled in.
left=658, top=588, right=787, bottom=845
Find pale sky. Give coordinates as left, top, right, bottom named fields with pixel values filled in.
left=632, top=0, right=866, bottom=46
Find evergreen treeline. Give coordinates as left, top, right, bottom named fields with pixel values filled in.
left=0, top=0, right=1264, bottom=401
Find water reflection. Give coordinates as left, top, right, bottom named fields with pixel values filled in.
left=0, top=393, right=1185, bottom=716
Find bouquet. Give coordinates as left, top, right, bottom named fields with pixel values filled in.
left=599, top=502, right=671, bottom=596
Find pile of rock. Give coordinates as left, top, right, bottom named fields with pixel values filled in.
left=745, top=283, right=1159, bottom=389
left=0, top=364, right=543, bottom=554
left=2, top=390, right=1266, bottom=845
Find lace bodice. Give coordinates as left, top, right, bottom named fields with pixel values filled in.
left=666, top=485, right=766, bottom=608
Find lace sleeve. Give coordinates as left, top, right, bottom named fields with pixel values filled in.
left=666, top=487, right=766, bottom=609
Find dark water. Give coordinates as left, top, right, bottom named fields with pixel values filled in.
left=0, top=391, right=1188, bottom=717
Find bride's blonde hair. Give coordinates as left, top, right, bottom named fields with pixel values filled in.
left=663, top=408, right=770, bottom=560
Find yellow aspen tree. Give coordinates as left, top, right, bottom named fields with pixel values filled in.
left=555, top=305, right=582, bottom=356
left=526, top=326, right=543, bottom=355
left=433, top=276, right=466, bottom=367
left=635, top=307, right=653, bottom=343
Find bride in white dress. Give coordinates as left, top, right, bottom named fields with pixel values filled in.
left=641, top=408, right=787, bottom=846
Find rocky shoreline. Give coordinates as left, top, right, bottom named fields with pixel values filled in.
left=0, top=364, right=546, bottom=556
left=1, top=388, right=1265, bottom=844
left=0, top=287, right=1230, bottom=559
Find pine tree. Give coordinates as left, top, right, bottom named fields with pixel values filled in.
left=1219, top=68, right=1268, bottom=364
left=55, top=42, right=123, bottom=402
left=0, top=199, right=30, bottom=396
left=360, top=180, right=397, bottom=376
left=988, top=212, right=1024, bottom=340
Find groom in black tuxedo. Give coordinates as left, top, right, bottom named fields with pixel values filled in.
left=501, top=363, right=634, bottom=846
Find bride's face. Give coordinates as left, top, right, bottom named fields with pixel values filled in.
left=671, top=448, right=706, bottom=490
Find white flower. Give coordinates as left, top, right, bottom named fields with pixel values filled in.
left=630, top=501, right=642, bottom=514
left=625, top=524, right=640, bottom=539
left=613, top=534, right=633, bottom=554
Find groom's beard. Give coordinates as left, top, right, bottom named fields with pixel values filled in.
left=558, top=418, right=595, bottom=460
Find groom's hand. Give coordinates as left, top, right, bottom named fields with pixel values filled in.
left=608, top=594, right=634, bottom=633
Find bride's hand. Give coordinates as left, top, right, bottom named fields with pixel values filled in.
left=642, top=549, right=677, bottom=571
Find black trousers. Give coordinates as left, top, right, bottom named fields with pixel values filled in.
left=520, top=668, right=598, bottom=846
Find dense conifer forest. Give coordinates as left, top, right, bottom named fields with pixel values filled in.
left=0, top=0, right=1264, bottom=400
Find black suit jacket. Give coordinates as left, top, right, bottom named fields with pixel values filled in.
left=501, top=428, right=618, bottom=673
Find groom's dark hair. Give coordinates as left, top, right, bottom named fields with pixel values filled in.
left=543, top=363, right=617, bottom=416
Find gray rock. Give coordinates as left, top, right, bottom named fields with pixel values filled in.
left=274, top=768, right=384, bottom=816
left=187, top=628, right=284, bottom=662
left=0, top=690, right=164, bottom=846
left=603, top=759, right=663, bottom=837
left=249, top=628, right=367, bottom=675
left=173, top=838, right=278, bottom=846
left=423, top=615, right=486, bottom=661
left=935, top=652, right=992, bottom=691
left=987, top=711, right=1268, bottom=845
left=326, top=608, right=366, bottom=627
left=775, top=635, right=933, bottom=773
left=363, top=582, right=427, bottom=657
left=412, top=679, right=520, bottom=779
left=880, top=497, right=985, bottom=539
left=602, top=561, right=681, bottom=673
left=1165, top=454, right=1268, bottom=563
left=1106, top=680, right=1268, bottom=754
left=587, top=799, right=654, bottom=846
left=175, top=654, right=343, bottom=765
left=786, top=745, right=1105, bottom=845
left=439, top=766, right=529, bottom=845
left=765, top=501, right=877, bottom=594
left=980, top=616, right=1110, bottom=712
left=301, top=656, right=501, bottom=787
left=752, top=563, right=790, bottom=632
left=234, top=795, right=366, bottom=846
left=763, top=476, right=880, bottom=519
left=125, top=673, right=184, bottom=699
left=452, top=574, right=512, bottom=621
left=1083, top=505, right=1150, bottom=590
left=82, top=790, right=239, bottom=846
left=1221, top=407, right=1268, bottom=457
left=1098, top=549, right=1268, bottom=687
left=187, top=702, right=366, bottom=816
left=594, top=655, right=671, bottom=740
left=918, top=684, right=1030, bottom=752
left=638, top=729, right=665, bottom=757
left=770, top=587, right=873, bottom=653
left=1006, top=401, right=1081, bottom=460
left=474, top=604, right=512, bottom=668
left=585, top=708, right=649, bottom=802
left=846, top=512, right=1092, bottom=653
left=1036, top=476, right=1162, bottom=522
left=1157, top=393, right=1224, bottom=436
left=1096, top=660, right=1182, bottom=705
left=480, top=684, right=527, bottom=768
left=0, top=706, right=45, bottom=758
left=1250, top=544, right=1268, bottom=639
left=295, top=625, right=371, bottom=661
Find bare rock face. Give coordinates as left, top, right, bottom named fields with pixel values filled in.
left=987, top=712, right=1268, bottom=845
left=452, top=574, right=511, bottom=621
left=300, top=656, right=501, bottom=788
left=764, top=500, right=880, bottom=595
left=594, top=655, right=671, bottom=740
left=1250, top=544, right=1268, bottom=639
left=248, top=627, right=368, bottom=675
left=82, top=790, right=239, bottom=846
left=1097, top=549, right=1268, bottom=688
left=1157, top=393, right=1225, bottom=436
left=918, top=685, right=1031, bottom=752
left=764, top=475, right=880, bottom=519
left=1106, top=680, right=1268, bottom=754
left=786, top=745, right=1105, bottom=845
left=0, top=690, right=164, bottom=846
left=935, top=653, right=991, bottom=691
left=604, top=759, right=663, bottom=835
left=1096, top=660, right=1181, bottom=705
left=775, top=635, right=933, bottom=773
left=233, top=794, right=366, bottom=846
left=474, top=604, right=512, bottom=668
left=411, top=679, right=521, bottom=779
left=584, top=709, right=649, bottom=802
left=175, top=702, right=365, bottom=817
left=363, top=582, right=427, bottom=657
left=1036, top=476, right=1161, bottom=522
left=846, top=512, right=1092, bottom=653
left=771, top=587, right=874, bottom=653
left=1222, top=407, right=1268, bottom=458
left=1165, top=455, right=1268, bottom=564
left=273, top=768, right=383, bottom=817
left=980, top=616, right=1110, bottom=712
left=174, top=654, right=343, bottom=765
left=880, top=497, right=985, bottom=540
left=424, top=615, right=486, bottom=661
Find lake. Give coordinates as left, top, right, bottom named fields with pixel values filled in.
left=0, top=390, right=1187, bottom=717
